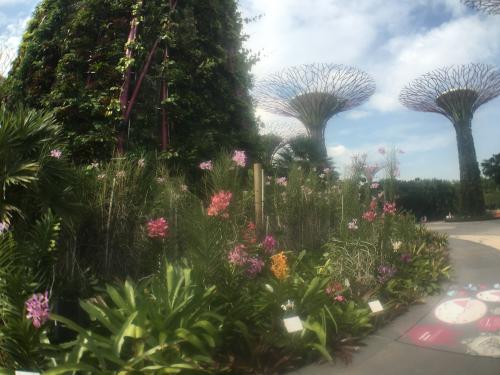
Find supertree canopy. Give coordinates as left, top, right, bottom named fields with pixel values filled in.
left=255, top=63, right=375, bottom=158
left=463, top=0, right=500, bottom=14
left=400, top=63, right=500, bottom=216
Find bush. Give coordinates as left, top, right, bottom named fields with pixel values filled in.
left=394, top=179, right=458, bottom=220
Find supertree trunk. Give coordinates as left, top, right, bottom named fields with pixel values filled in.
left=307, top=126, right=327, bottom=159
left=453, top=118, right=485, bottom=216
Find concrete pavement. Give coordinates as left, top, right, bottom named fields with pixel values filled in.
left=289, top=221, right=500, bottom=375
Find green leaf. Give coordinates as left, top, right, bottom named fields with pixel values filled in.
left=113, top=311, right=138, bottom=356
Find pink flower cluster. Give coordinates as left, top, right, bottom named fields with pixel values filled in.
left=147, top=217, right=169, bottom=238
left=199, top=160, right=213, bottom=170
left=25, top=291, right=50, bottom=329
left=50, top=149, right=62, bottom=159
left=362, top=210, right=377, bottom=222
left=370, top=182, right=380, bottom=189
left=228, top=244, right=264, bottom=278
left=246, top=257, right=265, bottom=278
left=325, top=282, right=346, bottom=303
left=207, top=191, right=232, bottom=218
left=276, top=177, right=288, bottom=186
left=232, top=150, right=247, bottom=167
left=228, top=244, right=248, bottom=266
left=383, top=202, right=397, bottom=215
left=262, top=235, right=277, bottom=254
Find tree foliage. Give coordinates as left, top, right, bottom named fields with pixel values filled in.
left=3, top=0, right=257, bottom=165
left=482, top=153, right=500, bottom=185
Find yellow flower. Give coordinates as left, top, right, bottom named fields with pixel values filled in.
left=270, top=252, right=289, bottom=280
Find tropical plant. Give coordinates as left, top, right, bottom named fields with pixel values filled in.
left=482, top=153, right=500, bottom=185
left=48, top=262, right=223, bottom=374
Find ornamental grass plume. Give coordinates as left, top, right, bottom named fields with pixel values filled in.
left=232, top=150, right=247, bottom=167
left=25, top=291, right=50, bottom=329
left=147, top=217, right=169, bottom=238
left=207, top=191, right=232, bottom=218
left=270, top=251, right=289, bottom=280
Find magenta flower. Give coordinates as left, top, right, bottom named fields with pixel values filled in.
left=207, top=191, right=232, bottom=218
left=246, top=257, right=265, bottom=278
left=50, top=149, right=62, bottom=159
left=262, top=235, right=277, bottom=254
left=228, top=244, right=248, bottom=266
left=276, top=177, right=288, bottom=186
left=147, top=217, right=169, bottom=238
left=377, top=264, right=397, bottom=283
left=199, top=160, right=213, bottom=170
left=232, top=150, right=247, bottom=167
left=25, top=291, right=50, bottom=329
left=401, top=253, right=412, bottom=263
left=383, top=202, right=397, bottom=215
left=362, top=210, right=377, bottom=222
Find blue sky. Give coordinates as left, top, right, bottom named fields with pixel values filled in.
left=1, top=0, right=500, bottom=180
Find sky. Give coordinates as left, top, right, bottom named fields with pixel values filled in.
left=1, top=0, right=500, bottom=180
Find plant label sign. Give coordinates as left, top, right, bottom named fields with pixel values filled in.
left=15, top=372, right=41, bottom=375
left=283, top=316, right=303, bottom=333
left=368, top=300, right=384, bottom=313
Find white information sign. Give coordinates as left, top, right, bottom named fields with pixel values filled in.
left=368, top=300, right=384, bottom=313
left=283, top=316, right=304, bottom=333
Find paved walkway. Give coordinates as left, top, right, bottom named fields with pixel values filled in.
left=290, top=220, right=500, bottom=375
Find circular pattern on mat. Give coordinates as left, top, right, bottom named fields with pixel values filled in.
left=476, top=290, right=500, bottom=303
left=434, top=298, right=487, bottom=325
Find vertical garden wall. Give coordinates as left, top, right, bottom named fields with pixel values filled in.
left=3, top=0, right=257, bottom=165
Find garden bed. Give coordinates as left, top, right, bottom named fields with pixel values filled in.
left=0, top=148, right=451, bottom=374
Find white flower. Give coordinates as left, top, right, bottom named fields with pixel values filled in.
left=391, top=240, right=402, bottom=252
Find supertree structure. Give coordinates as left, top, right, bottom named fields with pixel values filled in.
left=255, top=63, right=375, bottom=158
left=400, top=63, right=500, bottom=216
left=463, top=0, right=500, bottom=14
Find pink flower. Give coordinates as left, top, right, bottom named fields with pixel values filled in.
left=199, top=160, right=213, bottom=170
left=276, top=177, right=288, bottom=186
left=326, top=282, right=344, bottom=297
left=243, top=222, right=257, bottom=244
left=232, top=150, right=247, bottom=167
left=347, top=219, right=358, bottom=230
left=383, top=202, right=397, bottom=215
left=25, top=292, right=50, bottom=329
left=364, top=164, right=382, bottom=181
left=207, top=191, right=232, bottom=217
left=378, top=147, right=386, bottom=155
left=246, top=257, right=265, bottom=278
left=50, top=149, right=62, bottom=159
left=262, top=235, right=277, bottom=254
left=334, top=295, right=345, bottom=302
left=370, top=182, right=380, bottom=189
left=362, top=210, right=377, bottom=222
left=147, top=217, right=169, bottom=238
left=0, top=222, right=9, bottom=234
left=228, top=244, right=248, bottom=266
left=369, top=197, right=378, bottom=210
